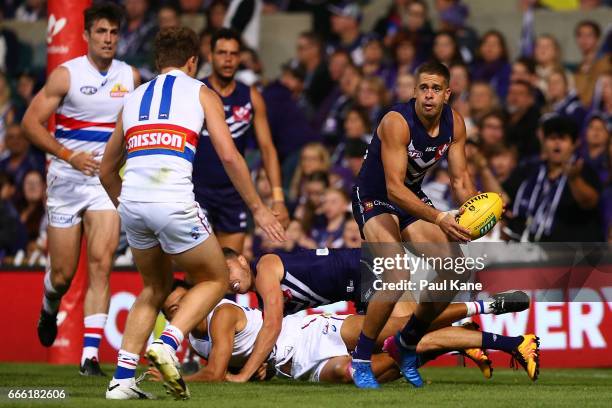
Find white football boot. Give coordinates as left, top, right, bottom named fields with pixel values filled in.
left=145, top=340, right=190, bottom=400
left=105, top=375, right=155, bottom=400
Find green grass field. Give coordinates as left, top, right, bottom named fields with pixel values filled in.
left=1, top=363, right=611, bottom=407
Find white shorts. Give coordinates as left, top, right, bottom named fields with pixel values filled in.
left=290, top=314, right=350, bottom=382
left=46, top=174, right=115, bottom=228
left=118, top=200, right=212, bottom=255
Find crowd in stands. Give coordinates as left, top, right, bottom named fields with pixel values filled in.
left=0, top=0, right=611, bottom=266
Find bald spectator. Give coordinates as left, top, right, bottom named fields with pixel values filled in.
left=505, top=80, right=541, bottom=158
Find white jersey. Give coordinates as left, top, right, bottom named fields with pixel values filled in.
left=121, top=69, right=204, bottom=202
left=189, top=299, right=262, bottom=369
left=52, top=56, right=134, bottom=184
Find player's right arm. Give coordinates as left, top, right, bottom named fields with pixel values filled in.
left=380, top=111, right=440, bottom=223
left=189, top=305, right=239, bottom=382
left=149, top=305, right=239, bottom=383
left=380, top=111, right=472, bottom=242
left=227, top=254, right=284, bottom=382
left=22, top=66, right=99, bottom=176
left=199, top=86, right=286, bottom=243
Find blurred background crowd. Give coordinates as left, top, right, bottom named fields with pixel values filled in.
left=0, top=0, right=611, bottom=266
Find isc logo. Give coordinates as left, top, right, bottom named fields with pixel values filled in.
left=126, top=130, right=186, bottom=152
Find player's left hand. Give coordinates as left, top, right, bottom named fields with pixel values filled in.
left=253, top=363, right=269, bottom=381
left=254, top=206, right=286, bottom=243
left=225, top=372, right=249, bottom=383
left=271, top=201, right=290, bottom=228
left=145, top=366, right=163, bottom=382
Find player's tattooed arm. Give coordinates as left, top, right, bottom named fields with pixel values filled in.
left=228, top=254, right=284, bottom=383
left=447, top=110, right=478, bottom=204
left=100, top=112, right=127, bottom=207
left=250, top=87, right=289, bottom=228
left=201, top=86, right=286, bottom=243
left=380, top=111, right=440, bottom=224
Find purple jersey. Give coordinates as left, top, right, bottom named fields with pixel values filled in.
left=193, top=78, right=253, bottom=189
left=256, top=248, right=362, bottom=315
left=356, top=99, right=454, bottom=199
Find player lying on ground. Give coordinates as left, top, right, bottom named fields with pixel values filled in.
left=222, top=246, right=531, bottom=382
left=147, top=281, right=539, bottom=384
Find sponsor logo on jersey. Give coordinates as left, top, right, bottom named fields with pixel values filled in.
left=408, top=148, right=423, bottom=159
left=110, top=83, right=129, bottom=98
left=80, top=86, right=98, bottom=95
left=435, top=142, right=450, bottom=159
left=126, top=129, right=186, bottom=153
left=425, top=146, right=437, bottom=152
left=282, top=289, right=293, bottom=302
left=363, top=201, right=374, bottom=212
left=232, top=105, right=251, bottom=122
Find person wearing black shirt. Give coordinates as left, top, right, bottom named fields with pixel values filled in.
left=508, top=116, right=603, bottom=242
left=504, top=80, right=541, bottom=160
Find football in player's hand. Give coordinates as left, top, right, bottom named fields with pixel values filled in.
left=457, top=192, right=503, bottom=240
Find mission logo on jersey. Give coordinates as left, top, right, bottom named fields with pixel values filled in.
left=126, top=129, right=186, bottom=152
left=124, top=123, right=199, bottom=161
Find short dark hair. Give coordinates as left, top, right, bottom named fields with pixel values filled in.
left=542, top=115, right=579, bottom=142
left=171, top=278, right=192, bottom=292
left=415, top=61, right=450, bottom=87
left=575, top=20, right=601, bottom=38
left=154, top=27, right=199, bottom=70
left=211, top=28, right=242, bottom=51
left=84, top=3, right=123, bottom=32
left=0, top=171, right=15, bottom=189
left=222, top=247, right=240, bottom=259
left=347, top=106, right=372, bottom=134
left=306, top=171, right=330, bottom=187
left=515, top=57, right=537, bottom=75
left=299, top=31, right=323, bottom=50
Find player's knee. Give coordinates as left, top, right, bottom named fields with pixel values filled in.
left=49, top=266, right=75, bottom=293
left=139, top=285, right=169, bottom=307
left=87, top=253, right=113, bottom=276
left=416, top=333, right=439, bottom=353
